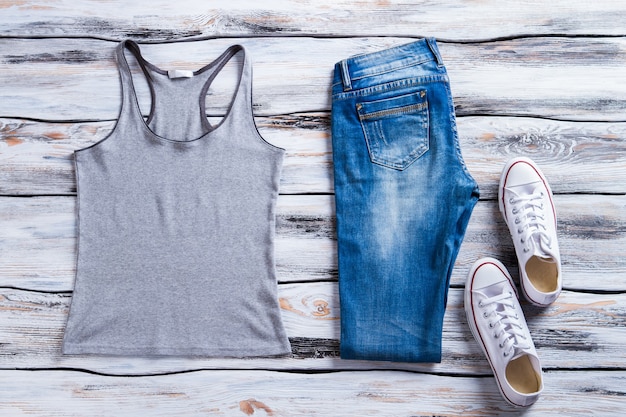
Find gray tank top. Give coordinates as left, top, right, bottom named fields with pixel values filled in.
left=62, top=40, right=291, bottom=357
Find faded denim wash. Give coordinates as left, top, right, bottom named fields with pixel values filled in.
left=331, top=38, right=480, bottom=363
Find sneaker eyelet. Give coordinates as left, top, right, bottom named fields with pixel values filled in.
left=488, top=322, right=494, bottom=328
left=503, top=352, right=509, bottom=357
left=483, top=312, right=489, bottom=318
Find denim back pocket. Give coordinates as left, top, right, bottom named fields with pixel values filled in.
left=357, top=90, right=429, bottom=170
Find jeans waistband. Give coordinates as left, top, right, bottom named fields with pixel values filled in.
left=335, top=38, right=444, bottom=92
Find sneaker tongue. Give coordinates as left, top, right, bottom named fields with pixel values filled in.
left=529, top=234, right=556, bottom=260
left=476, top=281, right=508, bottom=297
left=507, top=180, right=543, bottom=196
left=510, top=347, right=531, bottom=361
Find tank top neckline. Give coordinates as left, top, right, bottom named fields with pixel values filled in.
left=118, top=40, right=247, bottom=145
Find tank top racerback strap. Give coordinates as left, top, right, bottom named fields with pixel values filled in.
left=114, top=40, right=253, bottom=143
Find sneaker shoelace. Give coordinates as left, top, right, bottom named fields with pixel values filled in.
left=509, top=190, right=553, bottom=254
left=479, top=290, right=530, bottom=357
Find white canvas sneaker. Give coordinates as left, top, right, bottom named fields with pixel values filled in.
left=499, top=157, right=562, bottom=306
left=465, top=258, right=544, bottom=407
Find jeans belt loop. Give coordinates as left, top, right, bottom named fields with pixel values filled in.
left=426, top=37, right=444, bottom=68
left=340, top=60, right=353, bottom=91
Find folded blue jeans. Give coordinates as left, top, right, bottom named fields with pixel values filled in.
left=331, top=38, right=480, bottom=363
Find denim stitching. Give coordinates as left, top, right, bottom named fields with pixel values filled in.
left=333, top=75, right=448, bottom=100
left=358, top=102, right=427, bottom=120
left=349, top=55, right=434, bottom=82
left=358, top=102, right=430, bottom=170
left=443, top=81, right=476, bottom=183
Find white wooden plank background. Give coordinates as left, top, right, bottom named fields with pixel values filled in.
left=2, top=0, right=626, bottom=40
left=2, top=116, right=626, bottom=196
left=1, top=369, right=624, bottom=416
left=1, top=1, right=625, bottom=416
left=1, top=195, right=624, bottom=291
left=2, top=37, right=626, bottom=121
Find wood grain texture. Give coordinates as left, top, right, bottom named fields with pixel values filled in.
left=2, top=116, right=625, bottom=196
left=1, top=369, right=624, bottom=416
left=1, top=2, right=626, bottom=414
left=1, top=194, right=624, bottom=292
left=1, top=37, right=626, bottom=121
left=1, top=0, right=626, bottom=41
left=0, top=286, right=624, bottom=374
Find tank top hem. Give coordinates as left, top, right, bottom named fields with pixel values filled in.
left=62, top=343, right=292, bottom=358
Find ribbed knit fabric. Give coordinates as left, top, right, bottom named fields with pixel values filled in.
left=62, top=40, right=290, bottom=357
